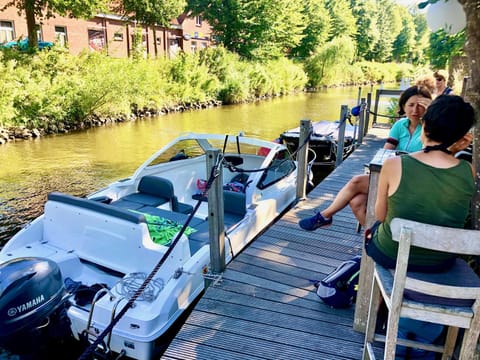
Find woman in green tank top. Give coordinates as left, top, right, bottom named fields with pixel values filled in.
left=366, top=95, right=476, bottom=272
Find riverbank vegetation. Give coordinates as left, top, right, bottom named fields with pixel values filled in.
left=0, top=0, right=465, bottom=143
left=0, top=45, right=423, bottom=141
left=0, top=46, right=306, bottom=133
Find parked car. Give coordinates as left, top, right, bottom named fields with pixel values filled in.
left=1, top=37, right=54, bottom=51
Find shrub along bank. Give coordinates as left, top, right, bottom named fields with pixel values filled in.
left=0, top=46, right=421, bottom=144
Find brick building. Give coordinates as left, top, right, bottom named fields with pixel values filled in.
left=0, top=2, right=213, bottom=58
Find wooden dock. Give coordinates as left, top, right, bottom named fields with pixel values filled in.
left=161, top=127, right=390, bottom=360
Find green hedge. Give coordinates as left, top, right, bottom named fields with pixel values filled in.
left=0, top=46, right=422, bottom=128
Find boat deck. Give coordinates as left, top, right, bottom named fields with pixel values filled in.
left=161, top=126, right=390, bottom=360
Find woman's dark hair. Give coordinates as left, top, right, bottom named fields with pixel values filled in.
left=398, top=85, right=432, bottom=116
left=422, top=95, right=475, bottom=148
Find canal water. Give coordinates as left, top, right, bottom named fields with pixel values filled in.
left=0, top=86, right=390, bottom=246
left=0, top=85, right=399, bottom=359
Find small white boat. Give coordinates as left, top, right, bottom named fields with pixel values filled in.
left=280, top=120, right=358, bottom=166
left=0, top=133, right=300, bottom=359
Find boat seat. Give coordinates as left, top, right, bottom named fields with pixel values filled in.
left=42, top=192, right=189, bottom=275
left=112, top=175, right=193, bottom=214
left=223, top=190, right=246, bottom=217
left=139, top=206, right=205, bottom=228
left=188, top=191, right=246, bottom=251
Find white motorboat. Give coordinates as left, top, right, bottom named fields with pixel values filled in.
left=280, top=120, right=358, bottom=166
left=0, top=133, right=301, bottom=359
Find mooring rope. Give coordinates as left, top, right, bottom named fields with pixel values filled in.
left=77, top=154, right=223, bottom=360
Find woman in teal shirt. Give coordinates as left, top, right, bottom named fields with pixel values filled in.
left=384, top=86, right=432, bottom=153
left=299, top=86, right=432, bottom=231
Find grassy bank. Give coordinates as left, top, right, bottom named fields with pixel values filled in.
left=0, top=46, right=426, bottom=140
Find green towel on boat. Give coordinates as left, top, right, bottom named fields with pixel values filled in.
left=130, top=211, right=196, bottom=246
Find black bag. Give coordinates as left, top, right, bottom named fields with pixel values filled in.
left=316, top=255, right=361, bottom=308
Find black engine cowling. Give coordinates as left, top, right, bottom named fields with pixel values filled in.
left=0, top=257, right=69, bottom=355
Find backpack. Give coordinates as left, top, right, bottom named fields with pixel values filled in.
left=316, top=255, right=361, bottom=308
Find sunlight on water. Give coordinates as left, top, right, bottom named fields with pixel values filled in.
left=0, top=86, right=395, bottom=245
left=0, top=85, right=401, bottom=359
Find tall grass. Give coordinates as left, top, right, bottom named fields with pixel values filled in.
left=0, top=47, right=308, bottom=127
left=0, top=45, right=419, bottom=129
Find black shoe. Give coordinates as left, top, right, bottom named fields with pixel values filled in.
left=299, top=211, right=332, bottom=231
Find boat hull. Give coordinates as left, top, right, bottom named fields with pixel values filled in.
left=0, top=133, right=300, bottom=359
left=280, top=120, right=357, bottom=166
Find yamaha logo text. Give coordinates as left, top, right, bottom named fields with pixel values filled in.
left=7, top=294, right=45, bottom=317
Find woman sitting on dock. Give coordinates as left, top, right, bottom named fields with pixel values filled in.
left=299, top=85, right=433, bottom=231
left=366, top=94, right=475, bottom=271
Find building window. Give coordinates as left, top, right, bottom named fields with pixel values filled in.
left=0, top=21, right=14, bottom=44
left=156, top=37, right=161, bottom=45
left=191, top=41, right=197, bottom=53
left=195, top=16, right=202, bottom=26
left=113, top=32, right=123, bottom=41
left=88, top=29, right=105, bottom=51
left=169, top=38, right=179, bottom=58
left=201, top=42, right=207, bottom=49
left=55, top=26, right=67, bottom=46
left=36, top=26, right=43, bottom=41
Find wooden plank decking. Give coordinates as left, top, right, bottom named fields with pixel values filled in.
left=161, top=127, right=390, bottom=360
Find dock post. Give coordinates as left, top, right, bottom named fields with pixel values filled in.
left=296, top=119, right=311, bottom=200
left=373, top=90, right=381, bottom=125
left=461, top=76, right=470, bottom=98
left=335, top=105, right=349, bottom=167
left=357, top=98, right=366, bottom=144
left=206, top=149, right=225, bottom=285
left=365, top=92, right=372, bottom=135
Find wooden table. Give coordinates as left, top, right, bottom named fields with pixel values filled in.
left=353, top=148, right=398, bottom=332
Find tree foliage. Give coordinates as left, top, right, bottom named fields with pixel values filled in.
left=427, top=29, right=465, bottom=69
left=324, top=0, right=357, bottom=40
left=350, top=0, right=380, bottom=61
left=369, top=0, right=401, bottom=62
left=411, top=12, right=430, bottom=65
left=289, top=0, right=331, bottom=59
left=119, top=0, right=186, bottom=27
left=304, top=35, right=355, bottom=87
left=187, top=0, right=306, bottom=60
left=392, top=7, right=416, bottom=63
left=118, top=0, right=186, bottom=57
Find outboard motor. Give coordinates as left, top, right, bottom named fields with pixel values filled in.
left=0, top=257, right=71, bottom=358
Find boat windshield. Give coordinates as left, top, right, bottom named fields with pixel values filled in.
left=146, top=138, right=270, bottom=168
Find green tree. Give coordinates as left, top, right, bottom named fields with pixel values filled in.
left=118, top=0, right=186, bottom=57
left=350, top=0, right=380, bottom=61
left=304, top=35, right=355, bottom=87
left=391, top=7, right=416, bottom=62
left=411, top=12, right=430, bottom=65
left=324, top=0, right=357, bottom=40
left=290, top=0, right=331, bottom=59
left=1, top=0, right=107, bottom=49
left=188, top=0, right=305, bottom=60
left=370, top=0, right=402, bottom=62
left=427, top=29, right=465, bottom=69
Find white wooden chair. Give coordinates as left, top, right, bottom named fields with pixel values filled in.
left=362, top=218, right=480, bottom=360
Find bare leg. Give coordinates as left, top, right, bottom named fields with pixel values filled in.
left=349, top=193, right=367, bottom=227
left=321, top=174, right=369, bottom=219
